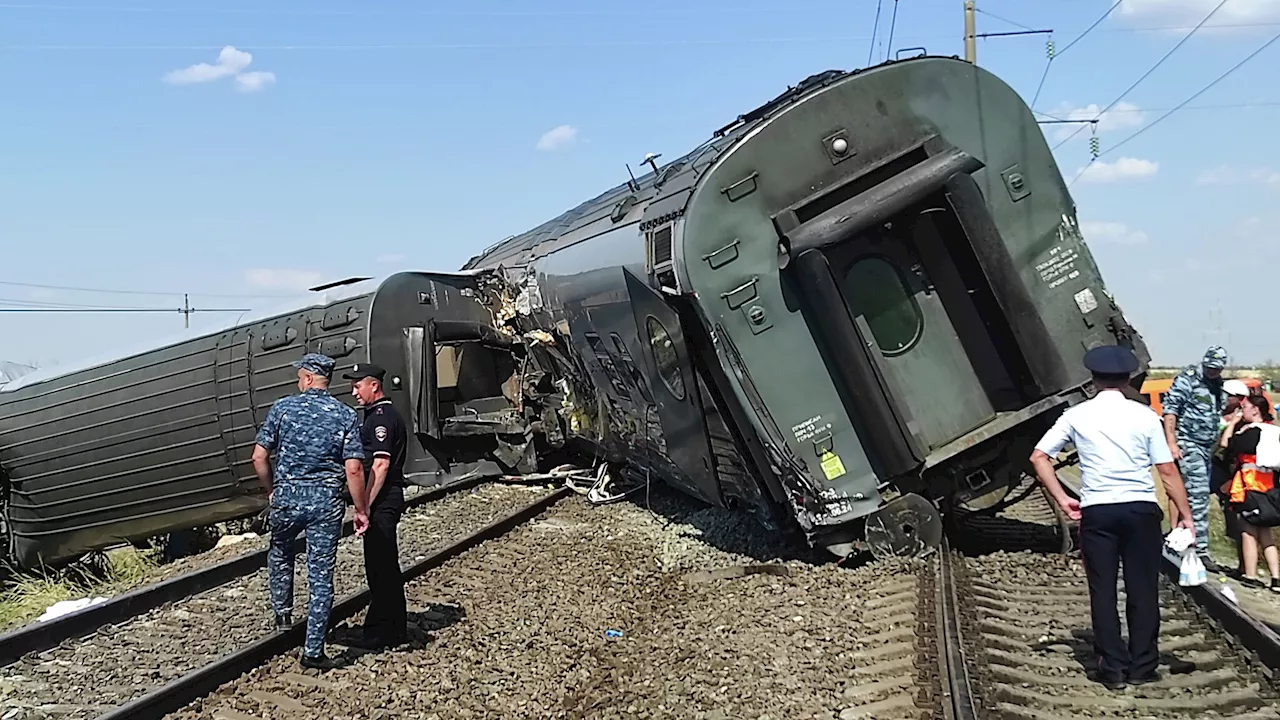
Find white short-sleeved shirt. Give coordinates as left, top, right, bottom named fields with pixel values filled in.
left=1034, top=389, right=1174, bottom=508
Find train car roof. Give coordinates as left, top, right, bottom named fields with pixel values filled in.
left=459, top=65, right=885, bottom=272
left=2, top=275, right=392, bottom=394
left=3, top=268, right=497, bottom=394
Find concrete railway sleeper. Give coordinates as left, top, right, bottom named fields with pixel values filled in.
left=934, top=482, right=1280, bottom=720
left=0, top=483, right=561, bottom=720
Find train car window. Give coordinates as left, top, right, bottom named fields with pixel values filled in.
left=583, top=332, right=633, bottom=400
left=645, top=316, right=686, bottom=400
left=610, top=332, right=655, bottom=404
left=842, top=256, right=923, bottom=357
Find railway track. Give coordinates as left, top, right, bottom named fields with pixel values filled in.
left=832, top=479, right=1280, bottom=720
left=0, top=478, right=483, bottom=664
left=0, top=482, right=561, bottom=720
left=9, top=472, right=1278, bottom=720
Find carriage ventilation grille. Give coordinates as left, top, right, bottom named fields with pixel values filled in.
left=651, top=226, right=673, bottom=266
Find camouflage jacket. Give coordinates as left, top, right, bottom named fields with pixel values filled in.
left=255, top=388, right=365, bottom=489
left=1162, top=365, right=1224, bottom=446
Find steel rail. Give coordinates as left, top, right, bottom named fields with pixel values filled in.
left=0, top=476, right=482, bottom=666
left=94, top=485, right=571, bottom=720
left=936, top=540, right=979, bottom=720
left=1054, top=466, right=1280, bottom=673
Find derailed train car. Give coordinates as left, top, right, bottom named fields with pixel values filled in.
left=462, top=56, right=1150, bottom=558
left=0, top=271, right=562, bottom=569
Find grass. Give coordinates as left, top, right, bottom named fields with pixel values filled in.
left=0, top=544, right=160, bottom=631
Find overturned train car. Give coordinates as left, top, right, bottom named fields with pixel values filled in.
left=463, top=56, right=1150, bottom=558
left=0, top=272, right=561, bottom=569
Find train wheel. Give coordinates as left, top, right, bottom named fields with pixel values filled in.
left=862, top=493, right=944, bottom=559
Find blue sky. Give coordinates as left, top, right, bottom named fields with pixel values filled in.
left=1, top=0, right=1278, bottom=370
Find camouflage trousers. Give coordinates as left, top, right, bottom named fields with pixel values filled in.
left=267, top=482, right=345, bottom=658
left=1177, top=442, right=1213, bottom=555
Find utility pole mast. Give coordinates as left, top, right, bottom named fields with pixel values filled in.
left=964, top=0, right=977, bottom=63
left=182, top=293, right=190, bottom=329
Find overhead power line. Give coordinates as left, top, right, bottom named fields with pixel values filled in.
left=1067, top=26, right=1280, bottom=188
left=975, top=7, right=1039, bottom=34
left=0, top=1, right=873, bottom=16
left=867, top=0, right=883, bottom=67
left=0, top=279, right=293, bottom=299
left=1053, top=0, right=1231, bottom=151
left=6, top=23, right=1280, bottom=52
left=1100, top=29, right=1280, bottom=158
left=0, top=307, right=247, bottom=313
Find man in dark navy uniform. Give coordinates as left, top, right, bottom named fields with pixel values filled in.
left=342, top=362, right=409, bottom=648
left=1031, top=345, right=1194, bottom=689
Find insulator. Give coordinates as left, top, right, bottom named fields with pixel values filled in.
left=1046, top=39, right=1056, bottom=59
left=1089, top=136, right=1100, bottom=159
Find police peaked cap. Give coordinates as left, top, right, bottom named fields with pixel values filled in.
left=342, top=362, right=387, bottom=381
left=1083, top=345, right=1139, bottom=376
left=293, top=353, right=337, bottom=377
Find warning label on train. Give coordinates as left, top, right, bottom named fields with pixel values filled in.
left=1035, top=245, right=1081, bottom=289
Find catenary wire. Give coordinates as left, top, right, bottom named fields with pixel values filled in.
left=1067, top=26, right=1280, bottom=188
left=7, top=23, right=1280, bottom=51
left=1052, top=0, right=1231, bottom=151
left=867, top=0, right=883, bottom=67
left=0, top=1, right=911, bottom=16
left=884, top=0, right=900, bottom=63
left=0, top=279, right=295, bottom=299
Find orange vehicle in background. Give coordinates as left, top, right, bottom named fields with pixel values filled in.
left=1139, top=376, right=1273, bottom=416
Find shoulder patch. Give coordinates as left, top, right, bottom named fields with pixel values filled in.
left=374, top=407, right=385, bottom=415
left=375, top=425, right=388, bottom=442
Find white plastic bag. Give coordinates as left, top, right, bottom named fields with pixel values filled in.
left=1165, top=527, right=1194, bottom=554
left=1252, top=422, right=1280, bottom=471
left=1179, top=550, right=1207, bottom=587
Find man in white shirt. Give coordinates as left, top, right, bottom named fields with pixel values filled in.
left=1030, top=344, right=1194, bottom=690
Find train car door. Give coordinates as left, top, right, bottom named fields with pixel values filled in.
left=622, top=269, right=722, bottom=506
left=826, top=219, right=996, bottom=453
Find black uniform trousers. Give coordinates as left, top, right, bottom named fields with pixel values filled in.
left=1079, top=500, right=1164, bottom=679
left=362, top=484, right=407, bottom=643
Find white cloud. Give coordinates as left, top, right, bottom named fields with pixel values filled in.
left=375, top=253, right=407, bottom=264
left=234, top=71, right=276, bottom=93
left=164, top=46, right=275, bottom=91
left=536, top=125, right=578, bottom=151
left=1075, top=157, right=1159, bottom=183
left=1117, top=0, right=1280, bottom=28
left=1196, top=164, right=1237, bottom=185
left=244, top=268, right=323, bottom=291
left=1081, top=221, right=1150, bottom=245
left=1197, top=165, right=1280, bottom=186
left=1048, top=101, right=1145, bottom=140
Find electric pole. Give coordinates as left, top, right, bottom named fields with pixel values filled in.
left=964, top=0, right=977, bottom=63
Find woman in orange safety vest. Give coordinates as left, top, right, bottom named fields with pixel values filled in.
left=1220, top=394, right=1280, bottom=591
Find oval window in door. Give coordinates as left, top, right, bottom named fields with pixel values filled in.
left=843, top=256, right=923, bottom=357
left=645, top=316, right=686, bottom=400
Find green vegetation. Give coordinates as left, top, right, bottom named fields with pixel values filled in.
left=0, top=545, right=160, bottom=631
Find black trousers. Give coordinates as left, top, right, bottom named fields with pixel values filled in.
left=363, top=484, right=406, bottom=642
left=1079, top=500, right=1163, bottom=679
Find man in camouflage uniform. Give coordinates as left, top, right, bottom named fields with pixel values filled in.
left=252, top=353, right=371, bottom=669
left=1162, top=345, right=1229, bottom=569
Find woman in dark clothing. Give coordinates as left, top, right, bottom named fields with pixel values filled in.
left=1220, top=394, right=1280, bottom=591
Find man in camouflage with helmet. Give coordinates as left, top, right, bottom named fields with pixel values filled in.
left=1162, top=345, right=1230, bottom=570
left=252, top=353, right=370, bottom=669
